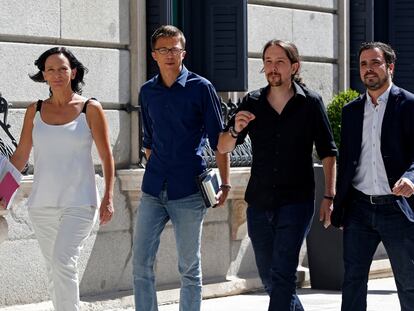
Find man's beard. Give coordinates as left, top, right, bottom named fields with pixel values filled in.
left=267, top=73, right=282, bottom=87
left=363, top=73, right=389, bottom=91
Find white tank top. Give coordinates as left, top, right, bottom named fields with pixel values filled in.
left=27, top=101, right=99, bottom=208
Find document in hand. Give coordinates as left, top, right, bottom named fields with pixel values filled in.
left=0, top=155, right=22, bottom=209
left=196, top=169, right=221, bottom=208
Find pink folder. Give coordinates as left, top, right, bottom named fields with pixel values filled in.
left=0, top=172, right=19, bottom=208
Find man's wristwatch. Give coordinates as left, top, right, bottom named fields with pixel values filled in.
left=229, top=126, right=240, bottom=139
left=220, top=184, right=232, bottom=191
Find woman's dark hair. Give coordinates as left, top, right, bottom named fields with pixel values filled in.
left=261, top=39, right=304, bottom=85
left=29, top=47, right=88, bottom=94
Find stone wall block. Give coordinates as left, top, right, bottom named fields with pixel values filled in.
left=204, top=201, right=229, bottom=223
left=300, top=62, right=339, bottom=104
left=201, top=222, right=231, bottom=282
left=0, top=44, right=130, bottom=105
left=79, top=231, right=133, bottom=296
left=0, top=0, right=60, bottom=38
left=61, top=0, right=130, bottom=44
left=71, top=48, right=130, bottom=105
left=91, top=110, right=131, bottom=168
left=293, top=11, right=337, bottom=59
left=231, top=200, right=248, bottom=241
left=248, top=6, right=293, bottom=54
left=0, top=43, right=51, bottom=102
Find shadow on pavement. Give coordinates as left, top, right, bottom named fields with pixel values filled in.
left=297, top=288, right=341, bottom=296
left=367, top=289, right=397, bottom=295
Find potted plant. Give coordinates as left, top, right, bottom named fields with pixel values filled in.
left=306, top=89, right=359, bottom=290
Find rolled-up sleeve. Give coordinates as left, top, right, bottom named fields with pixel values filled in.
left=313, top=95, right=338, bottom=159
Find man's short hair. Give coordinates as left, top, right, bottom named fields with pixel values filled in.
left=151, top=25, right=186, bottom=50
left=358, top=42, right=396, bottom=66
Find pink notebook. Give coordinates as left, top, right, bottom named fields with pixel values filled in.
left=0, top=172, right=20, bottom=209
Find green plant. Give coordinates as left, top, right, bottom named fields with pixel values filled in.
left=327, top=89, right=359, bottom=148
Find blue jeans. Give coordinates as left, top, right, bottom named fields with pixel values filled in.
left=133, top=189, right=207, bottom=311
left=342, top=198, right=414, bottom=311
left=247, top=201, right=314, bottom=311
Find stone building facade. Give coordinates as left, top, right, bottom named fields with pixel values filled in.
left=0, top=0, right=350, bottom=306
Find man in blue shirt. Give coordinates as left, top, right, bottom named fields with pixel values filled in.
left=133, top=25, right=230, bottom=311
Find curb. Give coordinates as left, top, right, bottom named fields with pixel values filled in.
left=0, top=260, right=393, bottom=311
left=0, top=277, right=263, bottom=311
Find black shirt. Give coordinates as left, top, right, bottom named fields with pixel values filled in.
left=227, top=82, right=338, bottom=209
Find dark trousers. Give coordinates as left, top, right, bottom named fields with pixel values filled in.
left=247, top=201, right=314, bottom=311
left=342, top=198, right=414, bottom=311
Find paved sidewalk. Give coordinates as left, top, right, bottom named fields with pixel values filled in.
left=0, top=277, right=398, bottom=311
left=157, top=277, right=398, bottom=311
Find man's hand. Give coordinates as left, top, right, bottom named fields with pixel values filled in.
left=234, top=111, right=255, bottom=132
left=215, top=185, right=230, bottom=208
left=0, top=197, right=6, bottom=209
left=99, top=194, right=114, bottom=225
left=392, top=177, right=414, bottom=197
left=319, top=198, right=333, bottom=228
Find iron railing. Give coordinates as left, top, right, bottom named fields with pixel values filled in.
left=202, top=98, right=252, bottom=168
left=136, top=98, right=253, bottom=168
left=2, top=95, right=253, bottom=170
left=0, top=95, right=29, bottom=174
left=0, top=94, right=17, bottom=159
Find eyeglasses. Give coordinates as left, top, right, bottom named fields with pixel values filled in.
left=154, top=47, right=184, bottom=55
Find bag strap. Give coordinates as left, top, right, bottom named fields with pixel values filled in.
left=82, top=97, right=97, bottom=113
left=37, top=98, right=97, bottom=114
left=36, top=100, right=43, bottom=112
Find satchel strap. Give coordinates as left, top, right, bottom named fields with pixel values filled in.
left=37, top=98, right=97, bottom=114
left=82, top=97, right=97, bottom=113
left=36, top=100, right=43, bottom=112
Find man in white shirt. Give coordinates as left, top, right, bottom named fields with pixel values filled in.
left=331, top=42, right=414, bottom=311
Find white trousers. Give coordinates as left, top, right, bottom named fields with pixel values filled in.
left=29, top=205, right=98, bottom=311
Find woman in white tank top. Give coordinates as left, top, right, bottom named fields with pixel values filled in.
left=7, top=47, right=115, bottom=311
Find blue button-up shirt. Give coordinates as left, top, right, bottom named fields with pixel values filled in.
left=139, top=66, right=224, bottom=199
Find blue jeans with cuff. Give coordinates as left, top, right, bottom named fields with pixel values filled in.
left=133, top=189, right=206, bottom=311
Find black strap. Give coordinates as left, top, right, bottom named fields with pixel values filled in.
left=82, top=97, right=97, bottom=113
left=37, top=98, right=97, bottom=114
left=36, top=97, right=96, bottom=116
left=0, top=120, right=17, bottom=147
left=36, top=100, right=43, bottom=112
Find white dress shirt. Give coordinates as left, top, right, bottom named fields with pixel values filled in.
left=352, top=83, right=393, bottom=195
